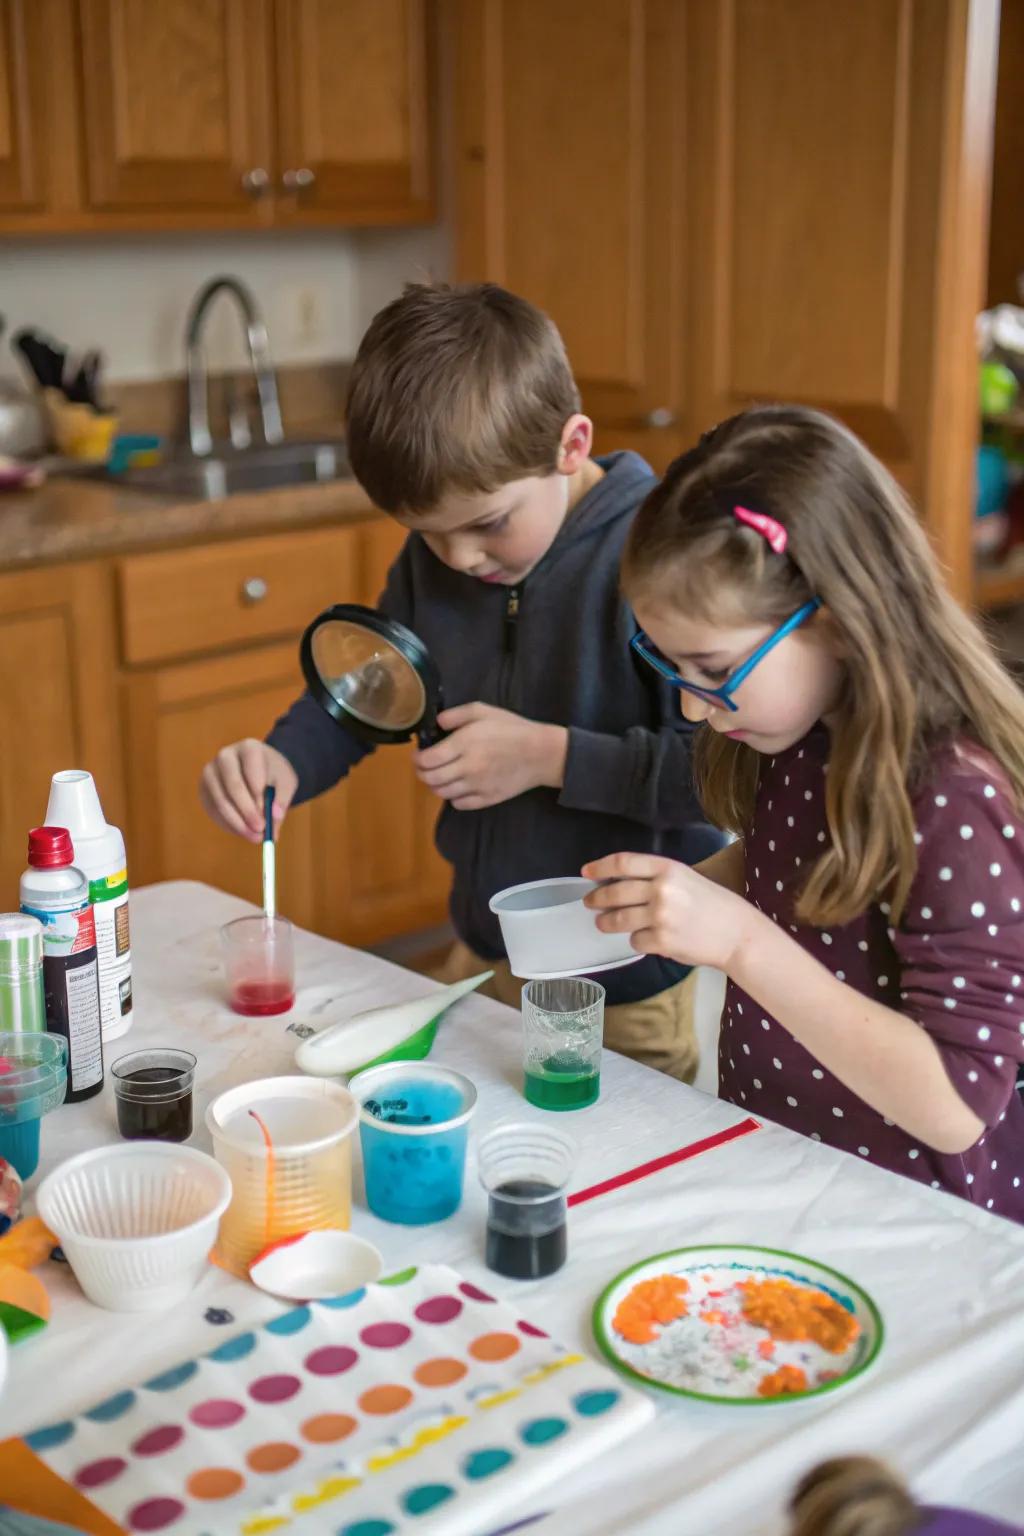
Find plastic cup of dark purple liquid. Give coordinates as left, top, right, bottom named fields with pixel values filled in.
left=478, top=1122, right=577, bottom=1280
left=111, top=1049, right=196, bottom=1142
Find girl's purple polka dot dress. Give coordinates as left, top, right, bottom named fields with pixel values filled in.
left=720, top=727, right=1024, bottom=1223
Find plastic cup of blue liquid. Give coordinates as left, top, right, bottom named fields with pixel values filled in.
left=349, top=1061, right=477, bottom=1225
left=0, top=1031, right=68, bottom=1180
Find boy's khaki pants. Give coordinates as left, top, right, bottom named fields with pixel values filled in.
left=431, top=940, right=699, bottom=1084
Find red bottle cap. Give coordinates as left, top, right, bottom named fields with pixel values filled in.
left=27, top=826, right=75, bottom=868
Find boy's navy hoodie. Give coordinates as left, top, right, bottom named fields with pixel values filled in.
left=268, top=452, right=723, bottom=1004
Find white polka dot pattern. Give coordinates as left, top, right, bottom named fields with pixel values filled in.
left=721, top=727, right=1024, bottom=1222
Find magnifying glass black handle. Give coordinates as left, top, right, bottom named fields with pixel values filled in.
left=417, top=694, right=449, bottom=748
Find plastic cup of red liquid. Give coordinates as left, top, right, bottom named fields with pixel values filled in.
left=220, top=916, right=295, bottom=1017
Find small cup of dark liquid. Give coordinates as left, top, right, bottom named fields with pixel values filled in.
left=220, top=915, right=295, bottom=1016
left=478, top=1122, right=577, bottom=1280
left=111, top=1049, right=196, bottom=1142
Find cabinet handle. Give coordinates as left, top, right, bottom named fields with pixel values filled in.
left=242, top=167, right=270, bottom=198
left=282, top=168, right=316, bottom=193
left=241, top=577, right=268, bottom=604
left=643, top=407, right=678, bottom=429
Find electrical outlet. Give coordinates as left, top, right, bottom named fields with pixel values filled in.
left=292, top=285, right=323, bottom=347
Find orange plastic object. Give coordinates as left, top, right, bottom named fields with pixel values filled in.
left=0, top=1216, right=57, bottom=1270
left=612, top=1274, right=690, bottom=1345
left=758, top=1363, right=808, bottom=1398
left=0, top=1262, right=50, bottom=1321
left=739, top=1277, right=859, bottom=1354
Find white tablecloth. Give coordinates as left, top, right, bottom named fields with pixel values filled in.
left=4, top=881, right=1024, bottom=1534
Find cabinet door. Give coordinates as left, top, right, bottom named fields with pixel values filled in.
left=274, top=0, right=433, bottom=225
left=0, top=0, right=46, bottom=211
left=685, top=0, right=997, bottom=599
left=0, top=563, right=126, bottom=905
left=77, top=0, right=273, bottom=213
left=122, top=641, right=319, bottom=930
left=455, top=0, right=687, bottom=470
left=315, top=518, right=450, bottom=947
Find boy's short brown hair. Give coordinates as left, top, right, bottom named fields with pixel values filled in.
left=345, top=282, right=582, bottom=514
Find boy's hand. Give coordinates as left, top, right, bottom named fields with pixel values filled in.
left=199, top=740, right=298, bottom=842
left=414, top=704, right=568, bottom=811
left=582, top=851, right=757, bottom=972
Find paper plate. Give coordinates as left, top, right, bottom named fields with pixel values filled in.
left=249, top=1230, right=384, bottom=1301
left=593, top=1243, right=883, bottom=1405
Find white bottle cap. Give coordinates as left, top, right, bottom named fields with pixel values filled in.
left=45, top=770, right=107, bottom=839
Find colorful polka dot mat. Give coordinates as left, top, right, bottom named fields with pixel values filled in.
left=17, top=1265, right=654, bottom=1536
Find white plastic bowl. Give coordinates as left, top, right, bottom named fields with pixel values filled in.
left=489, top=876, right=640, bottom=979
left=36, top=1142, right=231, bottom=1313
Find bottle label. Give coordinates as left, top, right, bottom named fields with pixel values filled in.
left=92, top=891, right=133, bottom=1034
left=89, top=868, right=128, bottom=904
left=22, top=901, right=97, bottom=959
left=64, top=954, right=103, bottom=1091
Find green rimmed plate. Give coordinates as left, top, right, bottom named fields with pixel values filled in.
left=593, top=1243, right=883, bottom=1405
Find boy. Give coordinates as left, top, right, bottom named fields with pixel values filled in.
left=200, top=282, right=722, bottom=1080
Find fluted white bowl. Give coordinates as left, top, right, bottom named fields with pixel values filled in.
left=36, top=1142, right=231, bottom=1312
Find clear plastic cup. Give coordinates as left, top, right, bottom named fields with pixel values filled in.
left=205, top=1076, right=358, bottom=1276
left=111, top=1048, right=196, bottom=1143
left=478, top=1122, right=576, bottom=1279
left=349, top=1062, right=477, bottom=1226
left=0, top=1031, right=68, bottom=1179
left=220, top=915, right=295, bottom=1016
left=521, top=977, right=605, bottom=1111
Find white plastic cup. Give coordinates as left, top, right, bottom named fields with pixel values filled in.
left=489, top=876, right=638, bottom=978
left=36, top=1142, right=230, bottom=1312
left=206, top=1076, right=358, bottom=1276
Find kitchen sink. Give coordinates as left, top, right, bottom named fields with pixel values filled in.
left=62, top=439, right=350, bottom=500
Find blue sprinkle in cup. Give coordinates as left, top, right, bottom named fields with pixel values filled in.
left=349, top=1062, right=477, bottom=1226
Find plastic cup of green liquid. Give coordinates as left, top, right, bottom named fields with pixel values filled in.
left=521, top=977, right=605, bottom=1111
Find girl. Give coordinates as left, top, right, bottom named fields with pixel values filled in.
left=585, top=405, right=1024, bottom=1220
left=788, top=1456, right=1021, bottom=1536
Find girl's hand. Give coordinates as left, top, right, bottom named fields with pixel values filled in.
left=582, top=852, right=756, bottom=972
left=414, top=704, right=568, bottom=811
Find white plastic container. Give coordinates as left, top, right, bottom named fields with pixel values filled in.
left=488, top=876, right=640, bottom=979
left=206, top=1077, right=359, bottom=1276
left=45, top=771, right=132, bottom=1042
left=36, top=1142, right=230, bottom=1312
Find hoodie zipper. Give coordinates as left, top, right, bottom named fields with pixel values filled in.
left=499, top=584, right=521, bottom=706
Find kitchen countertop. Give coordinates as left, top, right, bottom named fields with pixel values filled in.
left=0, top=470, right=380, bottom=570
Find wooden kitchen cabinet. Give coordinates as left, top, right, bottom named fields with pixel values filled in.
left=0, top=0, right=47, bottom=213
left=0, top=0, right=434, bottom=231
left=274, top=0, right=433, bottom=225
left=456, top=0, right=687, bottom=473
left=77, top=0, right=274, bottom=217
left=0, top=561, right=126, bottom=907
left=456, top=0, right=999, bottom=601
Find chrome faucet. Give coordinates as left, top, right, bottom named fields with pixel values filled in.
left=185, top=275, right=284, bottom=456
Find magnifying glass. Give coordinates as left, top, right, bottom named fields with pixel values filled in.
left=299, top=604, right=446, bottom=748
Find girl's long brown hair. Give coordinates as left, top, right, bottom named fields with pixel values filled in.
left=624, top=405, right=1024, bottom=926
left=789, top=1458, right=918, bottom=1536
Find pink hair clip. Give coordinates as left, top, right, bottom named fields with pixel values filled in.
left=734, top=505, right=788, bottom=554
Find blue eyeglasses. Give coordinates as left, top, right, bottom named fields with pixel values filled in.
left=630, top=599, right=822, bottom=713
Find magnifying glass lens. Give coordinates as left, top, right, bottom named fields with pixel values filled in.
left=311, top=619, right=426, bottom=732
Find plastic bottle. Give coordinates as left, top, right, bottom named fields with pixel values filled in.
left=20, top=827, right=104, bottom=1103
left=0, top=913, right=46, bottom=1034
left=44, top=770, right=132, bottom=1042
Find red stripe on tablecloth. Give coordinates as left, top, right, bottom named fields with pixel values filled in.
left=567, top=1116, right=761, bottom=1207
